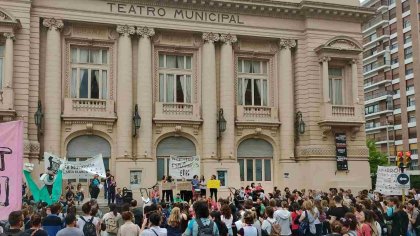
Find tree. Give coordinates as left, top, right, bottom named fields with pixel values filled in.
left=367, top=139, right=389, bottom=188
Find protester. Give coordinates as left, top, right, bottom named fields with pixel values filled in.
left=140, top=211, right=167, bottom=235
left=76, top=183, right=84, bottom=205
left=166, top=207, right=183, bottom=236
left=211, top=211, right=228, bottom=236
left=102, top=203, right=120, bottom=236
left=41, top=203, right=63, bottom=236
left=117, top=211, right=140, bottom=236
left=0, top=211, right=24, bottom=236
left=90, top=174, right=101, bottom=199
left=76, top=202, right=100, bottom=236
left=56, top=214, right=84, bottom=236
left=108, top=176, right=117, bottom=205
left=183, top=200, right=219, bottom=235
left=200, top=175, right=207, bottom=198
left=131, top=200, right=144, bottom=228
left=24, top=213, right=48, bottom=236
left=238, top=210, right=258, bottom=236
left=261, top=206, right=279, bottom=236
left=383, top=197, right=409, bottom=236
left=209, top=175, right=218, bottom=202
left=274, top=200, right=292, bottom=236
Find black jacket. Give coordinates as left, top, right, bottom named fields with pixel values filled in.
left=383, top=209, right=409, bottom=236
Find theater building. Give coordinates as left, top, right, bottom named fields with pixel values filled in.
left=0, top=0, right=374, bottom=197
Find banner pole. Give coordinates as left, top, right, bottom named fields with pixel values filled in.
left=402, top=189, right=406, bottom=204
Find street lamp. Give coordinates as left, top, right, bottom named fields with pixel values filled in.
left=295, top=111, right=305, bottom=135
left=218, top=108, right=226, bottom=138
left=133, top=104, right=141, bottom=137
left=34, top=100, right=43, bottom=134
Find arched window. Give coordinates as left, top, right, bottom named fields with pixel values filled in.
left=156, top=136, right=196, bottom=180
left=67, top=135, right=111, bottom=183
left=238, top=138, right=273, bottom=182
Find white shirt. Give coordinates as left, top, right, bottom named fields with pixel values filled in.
left=261, top=218, right=276, bottom=235
left=76, top=215, right=100, bottom=235
left=140, top=226, right=167, bottom=236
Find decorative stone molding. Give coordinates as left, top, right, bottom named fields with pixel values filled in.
left=296, top=146, right=369, bottom=158
left=0, top=11, right=11, bottom=21
left=136, top=26, right=155, bottom=38
left=220, top=33, right=237, bottom=44
left=116, top=25, right=135, bottom=36
left=154, top=121, right=201, bottom=135
left=202, top=32, right=219, bottom=43
left=279, top=39, right=297, bottom=49
left=43, top=18, right=64, bottom=31
left=319, top=56, right=331, bottom=63
left=30, top=141, right=41, bottom=159
left=320, top=125, right=332, bottom=140
left=327, top=39, right=359, bottom=50
left=350, top=126, right=360, bottom=141
left=236, top=122, right=280, bottom=137
left=3, top=32, right=15, bottom=40
left=349, top=59, right=358, bottom=65
left=63, top=120, right=115, bottom=133
left=315, top=36, right=363, bottom=54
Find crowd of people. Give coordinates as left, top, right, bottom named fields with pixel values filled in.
left=4, top=177, right=420, bottom=236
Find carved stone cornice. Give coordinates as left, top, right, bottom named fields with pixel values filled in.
left=116, top=25, right=135, bottom=36
left=3, top=32, right=15, bottom=41
left=202, top=32, right=219, bottom=43
left=319, top=56, right=331, bottom=63
left=279, top=39, right=297, bottom=49
left=43, top=18, right=64, bottom=31
left=136, top=26, right=155, bottom=38
left=220, top=33, right=237, bottom=44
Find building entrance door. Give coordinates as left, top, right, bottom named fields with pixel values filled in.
left=66, top=135, right=111, bottom=200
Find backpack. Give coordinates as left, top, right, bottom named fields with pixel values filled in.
left=196, top=218, right=215, bottom=236
left=298, top=211, right=309, bottom=236
left=268, top=220, right=281, bottom=236
left=80, top=216, right=97, bottom=236
left=105, top=215, right=118, bottom=234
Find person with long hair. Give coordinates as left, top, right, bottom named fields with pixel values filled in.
left=328, top=221, right=343, bottom=236
left=166, top=207, right=183, bottom=236
left=382, top=197, right=408, bottom=236
left=340, top=212, right=358, bottom=236
left=76, top=183, right=84, bottom=205
left=291, top=202, right=302, bottom=236
left=209, top=175, right=218, bottom=202
left=211, top=211, right=229, bottom=236
left=118, top=211, right=140, bottom=236
left=299, top=200, right=317, bottom=236
left=102, top=203, right=120, bottom=236
left=238, top=211, right=258, bottom=236
left=357, top=210, right=378, bottom=236
left=200, top=175, right=206, bottom=198
left=221, top=204, right=233, bottom=236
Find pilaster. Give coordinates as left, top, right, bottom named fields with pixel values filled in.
left=220, top=33, right=237, bottom=160
left=201, top=32, right=219, bottom=159
left=116, top=25, right=135, bottom=158
left=136, top=26, right=155, bottom=159
left=42, top=18, right=63, bottom=154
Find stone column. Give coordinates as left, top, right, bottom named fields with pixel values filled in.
left=220, top=34, right=237, bottom=159
left=43, top=18, right=63, bottom=154
left=3, top=33, right=14, bottom=91
left=320, top=57, right=331, bottom=103
left=136, top=26, right=155, bottom=158
left=351, top=59, right=359, bottom=104
left=201, top=32, right=219, bottom=159
left=279, top=39, right=296, bottom=159
left=116, top=25, right=135, bottom=158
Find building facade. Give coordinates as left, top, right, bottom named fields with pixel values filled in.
left=362, top=0, right=419, bottom=168
left=0, top=0, right=373, bottom=197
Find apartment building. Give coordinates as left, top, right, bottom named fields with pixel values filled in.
left=362, top=0, right=419, bottom=168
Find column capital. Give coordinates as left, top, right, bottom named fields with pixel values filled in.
left=116, top=25, right=135, bottom=37
left=220, top=33, right=237, bottom=44
left=279, top=39, right=297, bottom=49
left=136, top=26, right=155, bottom=38
left=43, top=18, right=64, bottom=31
left=319, top=56, right=331, bottom=63
left=350, top=58, right=358, bottom=64
left=202, top=32, right=219, bottom=43
left=3, top=32, right=15, bottom=41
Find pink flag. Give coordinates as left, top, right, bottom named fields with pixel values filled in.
left=0, top=120, right=23, bottom=220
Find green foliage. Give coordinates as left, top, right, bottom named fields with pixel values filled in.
left=367, top=139, right=389, bottom=174
left=411, top=175, right=420, bottom=189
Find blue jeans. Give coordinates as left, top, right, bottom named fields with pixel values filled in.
left=104, top=184, right=108, bottom=199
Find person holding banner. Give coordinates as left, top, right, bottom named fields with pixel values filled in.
left=200, top=176, right=206, bottom=198
left=90, top=174, right=101, bottom=199
left=191, top=175, right=201, bottom=202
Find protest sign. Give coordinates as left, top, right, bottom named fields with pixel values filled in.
left=169, top=155, right=200, bottom=179
left=0, top=121, right=23, bottom=220
left=207, top=180, right=221, bottom=189
left=161, top=182, right=176, bottom=190
left=44, top=152, right=106, bottom=179
left=375, top=166, right=407, bottom=195
left=177, top=182, right=192, bottom=191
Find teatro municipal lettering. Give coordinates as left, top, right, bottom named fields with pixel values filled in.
left=107, top=3, right=244, bottom=24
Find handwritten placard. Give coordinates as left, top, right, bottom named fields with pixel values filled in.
left=375, top=166, right=408, bottom=195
